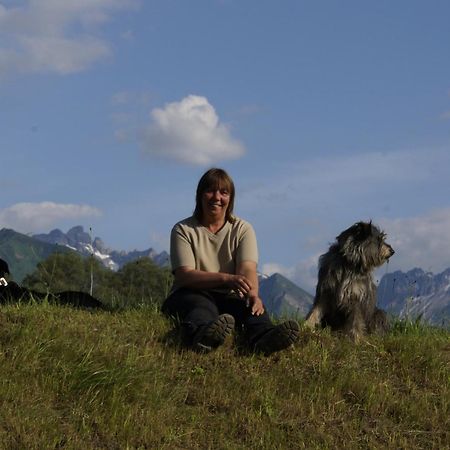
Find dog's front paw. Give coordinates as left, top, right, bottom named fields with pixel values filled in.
left=303, top=317, right=318, bottom=329
left=348, top=328, right=364, bottom=343
left=304, top=307, right=323, bottom=329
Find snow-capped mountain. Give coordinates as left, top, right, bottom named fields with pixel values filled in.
left=378, top=268, right=450, bottom=326
left=33, top=226, right=169, bottom=271
left=25, top=227, right=450, bottom=326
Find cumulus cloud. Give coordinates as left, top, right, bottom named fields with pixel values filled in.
left=0, top=202, right=102, bottom=233
left=0, top=0, right=138, bottom=76
left=141, top=95, right=246, bottom=166
left=380, top=208, right=450, bottom=274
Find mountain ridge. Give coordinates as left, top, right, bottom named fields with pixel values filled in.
left=0, top=226, right=314, bottom=317
left=0, top=228, right=74, bottom=282
left=33, top=226, right=170, bottom=272
left=377, top=267, right=450, bottom=326
left=1, top=226, right=449, bottom=324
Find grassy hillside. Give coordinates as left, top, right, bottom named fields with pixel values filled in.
left=0, top=228, right=73, bottom=283
left=0, top=303, right=448, bottom=449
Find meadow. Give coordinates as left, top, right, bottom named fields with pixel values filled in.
left=0, top=302, right=448, bottom=449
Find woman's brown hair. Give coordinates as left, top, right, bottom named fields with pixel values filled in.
left=193, top=168, right=236, bottom=223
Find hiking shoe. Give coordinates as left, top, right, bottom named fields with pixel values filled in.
left=253, top=320, right=300, bottom=355
left=192, top=314, right=235, bottom=352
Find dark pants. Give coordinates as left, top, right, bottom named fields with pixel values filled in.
left=162, top=288, right=274, bottom=345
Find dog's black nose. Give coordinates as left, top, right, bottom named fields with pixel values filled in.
left=388, top=245, right=395, bottom=256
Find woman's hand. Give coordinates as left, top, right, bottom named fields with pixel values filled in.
left=248, top=295, right=265, bottom=316
left=224, top=273, right=253, bottom=297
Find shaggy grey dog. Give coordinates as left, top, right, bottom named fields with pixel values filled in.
left=305, top=221, right=395, bottom=341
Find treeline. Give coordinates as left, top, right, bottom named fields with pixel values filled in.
left=22, top=252, right=173, bottom=308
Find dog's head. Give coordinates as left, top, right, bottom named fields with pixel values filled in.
left=335, top=221, right=395, bottom=271
left=0, top=258, right=10, bottom=278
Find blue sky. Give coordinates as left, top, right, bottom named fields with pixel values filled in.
left=1, top=0, right=449, bottom=292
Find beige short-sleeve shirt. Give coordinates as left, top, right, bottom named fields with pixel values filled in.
left=170, top=216, right=258, bottom=289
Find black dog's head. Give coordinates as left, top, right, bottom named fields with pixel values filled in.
left=335, top=221, right=395, bottom=271
left=0, top=258, right=10, bottom=279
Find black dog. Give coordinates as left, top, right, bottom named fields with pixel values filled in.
left=305, top=222, right=395, bottom=341
left=0, top=258, right=9, bottom=278
left=0, top=258, right=104, bottom=309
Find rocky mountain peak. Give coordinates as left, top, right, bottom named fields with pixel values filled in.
left=378, top=267, right=450, bottom=325
left=66, top=226, right=91, bottom=246
left=32, top=226, right=168, bottom=272
left=93, top=237, right=108, bottom=253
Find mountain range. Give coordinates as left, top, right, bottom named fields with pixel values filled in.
left=0, top=228, right=74, bottom=282
left=259, top=272, right=313, bottom=317
left=0, top=226, right=314, bottom=317
left=377, top=268, right=450, bottom=327
left=33, top=226, right=170, bottom=271
left=1, top=225, right=449, bottom=325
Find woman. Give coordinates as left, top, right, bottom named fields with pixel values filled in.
left=162, top=168, right=300, bottom=354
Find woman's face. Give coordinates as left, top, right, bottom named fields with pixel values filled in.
left=201, top=184, right=231, bottom=221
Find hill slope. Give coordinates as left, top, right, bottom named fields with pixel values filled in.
left=0, top=303, right=448, bottom=449
left=0, top=228, right=73, bottom=282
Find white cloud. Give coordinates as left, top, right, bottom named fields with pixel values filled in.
left=0, top=202, right=102, bottom=233
left=0, top=0, right=138, bottom=76
left=262, top=254, right=320, bottom=295
left=261, top=262, right=294, bottom=279
left=380, top=208, right=450, bottom=274
left=141, top=95, right=246, bottom=166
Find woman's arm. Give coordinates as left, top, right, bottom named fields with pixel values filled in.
left=174, top=266, right=253, bottom=294
left=236, top=260, right=265, bottom=316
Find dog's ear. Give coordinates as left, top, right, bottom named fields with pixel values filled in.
left=362, top=221, right=373, bottom=235
left=351, top=221, right=375, bottom=240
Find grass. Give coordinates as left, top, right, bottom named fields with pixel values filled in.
left=0, top=303, right=448, bottom=449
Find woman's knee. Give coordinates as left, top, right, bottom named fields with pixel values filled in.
left=162, top=288, right=218, bottom=318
